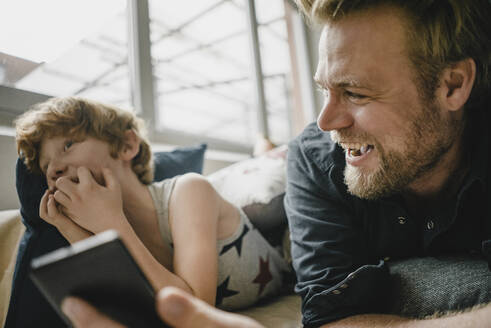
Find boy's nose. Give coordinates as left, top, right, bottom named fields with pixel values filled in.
left=46, top=161, right=67, bottom=184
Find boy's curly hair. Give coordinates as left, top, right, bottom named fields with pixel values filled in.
left=15, top=97, right=154, bottom=184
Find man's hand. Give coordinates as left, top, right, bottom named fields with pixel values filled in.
left=39, top=189, right=92, bottom=243
left=62, top=287, right=264, bottom=328
left=53, top=167, right=127, bottom=234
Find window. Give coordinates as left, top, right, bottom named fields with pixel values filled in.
left=148, top=0, right=293, bottom=146
left=0, top=0, right=312, bottom=153
left=255, top=0, right=292, bottom=144
left=0, top=0, right=132, bottom=109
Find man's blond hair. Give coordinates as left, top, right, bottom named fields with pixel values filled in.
left=295, top=0, right=491, bottom=106
left=15, top=97, right=154, bottom=184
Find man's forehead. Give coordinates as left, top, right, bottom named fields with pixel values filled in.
left=314, top=54, right=381, bottom=92
left=314, top=70, right=377, bottom=90
left=315, top=25, right=374, bottom=88
left=317, top=6, right=409, bottom=55
left=315, top=10, right=410, bottom=91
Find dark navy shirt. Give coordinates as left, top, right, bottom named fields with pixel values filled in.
left=284, top=109, right=491, bottom=327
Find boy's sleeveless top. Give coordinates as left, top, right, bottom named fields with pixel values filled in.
left=147, top=177, right=289, bottom=310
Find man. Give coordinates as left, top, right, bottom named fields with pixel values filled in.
left=59, top=0, right=491, bottom=327
left=284, top=0, right=491, bottom=327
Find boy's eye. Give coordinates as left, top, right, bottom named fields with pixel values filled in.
left=64, top=140, right=73, bottom=151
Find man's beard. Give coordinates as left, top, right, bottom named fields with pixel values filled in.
left=332, top=100, right=461, bottom=200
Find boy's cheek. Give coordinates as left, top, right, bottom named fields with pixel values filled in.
left=92, top=172, right=106, bottom=186
left=46, top=180, right=56, bottom=192
left=81, top=167, right=105, bottom=186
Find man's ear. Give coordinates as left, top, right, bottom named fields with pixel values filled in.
left=120, top=129, right=141, bottom=161
left=436, top=58, right=476, bottom=112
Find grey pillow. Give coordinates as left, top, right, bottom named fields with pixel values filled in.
left=386, top=254, right=491, bottom=318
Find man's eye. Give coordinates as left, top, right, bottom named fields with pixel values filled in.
left=345, top=91, right=368, bottom=101
left=64, top=140, right=73, bottom=151
left=346, top=91, right=365, bottom=99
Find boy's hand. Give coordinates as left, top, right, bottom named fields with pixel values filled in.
left=39, top=189, right=92, bottom=243
left=53, top=167, right=129, bottom=234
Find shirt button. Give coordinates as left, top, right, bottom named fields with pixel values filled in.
left=347, top=273, right=356, bottom=280
left=383, top=257, right=391, bottom=261
left=427, top=220, right=435, bottom=230
left=332, top=289, right=341, bottom=295
left=340, top=284, right=349, bottom=289
left=398, top=216, right=406, bottom=225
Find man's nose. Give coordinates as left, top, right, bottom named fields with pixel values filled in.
left=317, top=95, right=354, bottom=132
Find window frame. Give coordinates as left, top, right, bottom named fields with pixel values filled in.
left=0, top=0, right=317, bottom=154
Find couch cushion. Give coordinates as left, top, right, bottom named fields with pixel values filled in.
left=0, top=210, right=24, bottom=328
left=153, top=144, right=207, bottom=182
left=387, top=255, right=491, bottom=318
left=5, top=145, right=206, bottom=328
left=207, top=145, right=288, bottom=246
left=238, top=293, right=302, bottom=327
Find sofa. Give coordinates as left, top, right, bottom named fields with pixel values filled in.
left=0, top=210, right=25, bottom=328
left=0, top=210, right=303, bottom=328
left=1, top=132, right=490, bottom=328
left=0, top=131, right=302, bottom=328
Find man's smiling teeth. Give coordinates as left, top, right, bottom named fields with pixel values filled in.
left=340, top=143, right=374, bottom=157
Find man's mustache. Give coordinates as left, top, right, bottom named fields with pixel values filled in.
left=330, top=130, right=375, bottom=145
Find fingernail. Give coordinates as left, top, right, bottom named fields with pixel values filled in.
left=61, top=297, right=79, bottom=318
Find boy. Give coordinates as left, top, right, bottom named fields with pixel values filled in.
left=15, top=96, right=288, bottom=310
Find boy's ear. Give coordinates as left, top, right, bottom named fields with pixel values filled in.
left=120, top=129, right=141, bottom=161
left=436, top=58, right=476, bottom=112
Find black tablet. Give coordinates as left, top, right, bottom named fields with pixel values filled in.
left=30, top=230, right=166, bottom=327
